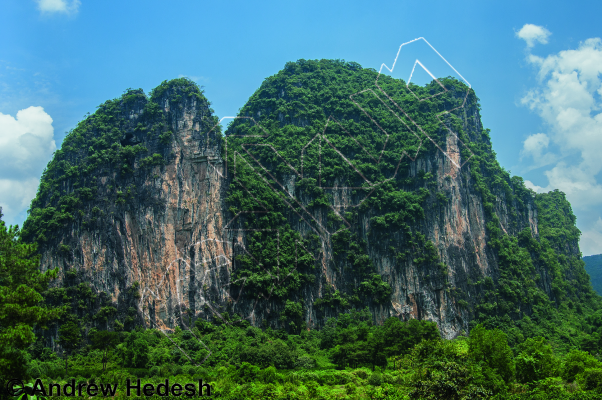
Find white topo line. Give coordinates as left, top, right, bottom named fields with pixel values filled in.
left=134, top=38, right=482, bottom=366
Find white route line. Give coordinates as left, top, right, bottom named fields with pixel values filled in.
left=231, top=148, right=335, bottom=237
left=380, top=37, right=471, bottom=88
left=374, top=36, right=475, bottom=171
left=138, top=239, right=233, bottom=366
left=134, top=38, right=480, bottom=366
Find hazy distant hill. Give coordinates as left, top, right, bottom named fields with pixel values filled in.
left=583, top=254, right=602, bottom=295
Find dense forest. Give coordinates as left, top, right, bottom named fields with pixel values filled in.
left=2, top=59, right=602, bottom=399
left=1, top=227, right=602, bottom=399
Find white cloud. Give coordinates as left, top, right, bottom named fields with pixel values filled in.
left=524, top=179, right=546, bottom=193
left=520, top=133, right=559, bottom=169
left=581, top=218, right=602, bottom=256
left=0, top=178, right=40, bottom=227
left=36, top=0, right=80, bottom=15
left=519, top=35, right=602, bottom=254
left=0, top=106, right=56, bottom=178
left=542, top=163, right=602, bottom=209
left=523, top=133, right=549, bottom=154
left=516, top=24, right=551, bottom=48
left=0, top=107, right=55, bottom=226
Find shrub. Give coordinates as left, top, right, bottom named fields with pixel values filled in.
left=301, top=371, right=318, bottom=383
left=409, top=362, right=491, bottom=400
left=294, top=355, right=316, bottom=370
left=260, top=366, right=277, bottom=383
left=100, top=370, right=133, bottom=387
left=531, top=377, right=568, bottom=398
left=26, top=362, right=43, bottom=379
left=75, top=376, right=86, bottom=387
left=561, top=350, right=602, bottom=382
left=345, top=382, right=357, bottom=395
left=172, top=365, right=184, bottom=376
left=305, top=381, right=319, bottom=398
left=353, top=368, right=369, bottom=380
left=368, top=371, right=383, bottom=386
left=578, top=368, right=602, bottom=393
left=334, top=371, right=354, bottom=385
left=515, top=337, right=559, bottom=384
left=238, top=362, right=260, bottom=383
left=127, top=368, right=148, bottom=378
left=382, top=373, right=397, bottom=385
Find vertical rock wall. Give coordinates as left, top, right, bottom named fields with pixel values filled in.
left=37, top=81, right=544, bottom=341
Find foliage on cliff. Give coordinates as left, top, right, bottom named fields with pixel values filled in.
left=464, top=139, right=601, bottom=352
left=21, top=78, right=219, bottom=246
left=223, top=59, right=601, bottom=351
left=8, top=60, right=602, bottom=400
left=223, top=59, right=474, bottom=312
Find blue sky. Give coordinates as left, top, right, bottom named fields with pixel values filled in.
left=1, top=0, right=602, bottom=255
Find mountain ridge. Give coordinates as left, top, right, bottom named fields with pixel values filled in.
left=22, top=59, right=601, bottom=354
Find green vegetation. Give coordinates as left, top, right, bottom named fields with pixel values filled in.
left=58, top=320, right=81, bottom=374
left=224, top=59, right=602, bottom=353
left=20, top=314, right=602, bottom=399
left=21, top=78, right=220, bottom=247
left=584, top=254, right=602, bottom=296
left=10, top=61, right=602, bottom=398
left=0, top=209, right=61, bottom=383
left=223, top=59, right=470, bottom=314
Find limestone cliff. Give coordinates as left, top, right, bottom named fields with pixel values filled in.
left=24, top=62, right=585, bottom=343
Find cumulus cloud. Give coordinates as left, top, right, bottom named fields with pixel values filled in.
left=516, top=24, right=551, bottom=48
left=36, top=0, right=80, bottom=15
left=524, top=180, right=546, bottom=193
left=520, top=133, right=559, bottom=169
left=581, top=218, right=602, bottom=256
left=0, top=106, right=56, bottom=177
left=0, top=178, right=40, bottom=226
left=0, top=107, right=55, bottom=227
left=519, top=33, right=602, bottom=255
left=523, top=133, right=549, bottom=154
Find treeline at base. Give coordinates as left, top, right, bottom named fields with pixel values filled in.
left=22, top=308, right=602, bottom=400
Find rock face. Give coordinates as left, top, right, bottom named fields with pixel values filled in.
left=30, top=67, right=560, bottom=340
left=37, top=85, right=234, bottom=334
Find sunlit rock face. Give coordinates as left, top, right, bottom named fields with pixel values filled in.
left=33, top=67, right=562, bottom=342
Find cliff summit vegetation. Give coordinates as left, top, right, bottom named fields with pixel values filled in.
left=7, top=60, right=602, bottom=399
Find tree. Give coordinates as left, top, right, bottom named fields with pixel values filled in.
left=382, top=317, right=440, bottom=356
left=410, top=361, right=491, bottom=400
left=0, top=209, right=61, bottom=381
left=367, top=330, right=387, bottom=371
left=58, top=320, right=81, bottom=374
left=91, top=330, right=120, bottom=371
left=578, top=368, right=602, bottom=393
left=560, top=349, right=602, bottom=382
left=117, top=330, right=150, bottom=368
left=515, top=337, right=559, bottom=384
left=279, top=300, right=304, bottom=334
left=319, top=318, right=337, bottom=350
left=469, top=325, right=515, bottom=382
